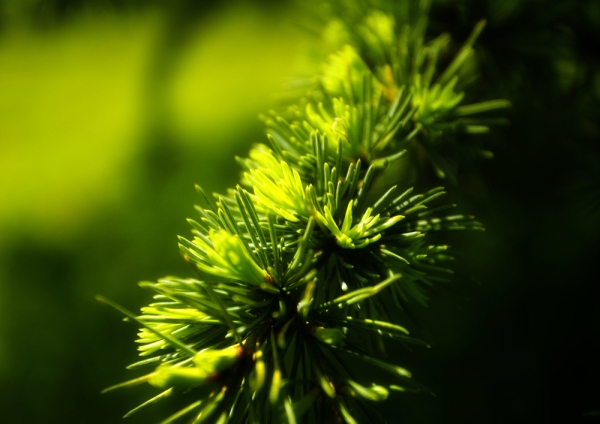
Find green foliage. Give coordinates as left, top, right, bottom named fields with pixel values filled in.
left=101, top=0, right=505, bottom=422
left=287, top=0, right=510, bottom=182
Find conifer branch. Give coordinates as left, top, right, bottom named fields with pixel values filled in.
left=100, top=0, right=507, bottom=422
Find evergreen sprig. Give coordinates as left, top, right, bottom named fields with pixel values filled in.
left=101, top=1, right=505, bottom=422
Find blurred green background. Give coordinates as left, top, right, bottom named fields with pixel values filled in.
left=0, top=0, right=598, bottom=423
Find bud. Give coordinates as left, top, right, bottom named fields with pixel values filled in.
left=193, top=345, right=243, bottom=374
left=149, top=365, right=209, bottom=390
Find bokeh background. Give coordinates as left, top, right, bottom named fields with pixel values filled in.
left=0, top=0, right=598, bottom=423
